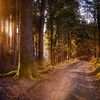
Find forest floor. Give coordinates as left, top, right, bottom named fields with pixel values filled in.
left=0, top=60, right=100, bottom=100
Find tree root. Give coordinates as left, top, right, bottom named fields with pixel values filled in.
left=0, top=70, right=17, bottom=78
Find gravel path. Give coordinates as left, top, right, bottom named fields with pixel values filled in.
left=0, top=61, right=100, bottom=100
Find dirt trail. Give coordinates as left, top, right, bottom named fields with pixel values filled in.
left=19, top=61, right=100, bottom=100
left=0, top=61, right=100, bottom=100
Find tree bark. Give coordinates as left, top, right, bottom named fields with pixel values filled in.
left=38, top=0, right=46, bottom=60
left=16, top=0, right=34, bottom=78
left=97, top=0, right=100, bottom=57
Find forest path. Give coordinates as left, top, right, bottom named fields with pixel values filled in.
left=20, top=60, right=100, bottom=100
left=0, top=60, right=100, bottom=100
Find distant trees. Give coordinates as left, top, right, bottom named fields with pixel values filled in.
left=76, top=0, right=100, bottom=57
left=83, top=0, right=100, bottom=56
left=32, top=0, right=46, bottom=61
left=46, top=0, right=79, bottom=65
left=96, top=0, right=100, bottom=57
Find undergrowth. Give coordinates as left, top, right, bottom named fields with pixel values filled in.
left=90, top=58, right=100, bottom=78
left=0, top=59, right=78, bottom=79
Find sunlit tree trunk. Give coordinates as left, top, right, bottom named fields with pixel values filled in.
left=16, top=0, right=34, bottom=78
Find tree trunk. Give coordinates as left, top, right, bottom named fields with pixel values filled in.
left=97, top=0, right=100, bottom=57
left=38, top=0, right=46, bottom=60
left=48, top=0, right=54, bottom=65
left=16, top=0, right=34, bottom=78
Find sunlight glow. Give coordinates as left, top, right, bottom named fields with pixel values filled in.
left=79, top=0, right=94, bottom=23
left=1, top=20, right=3, bottom=32
left=16, top=27, right=19, bottom=34
left=5, top=20, right=8, bottom=34
left=9, top=22, right=12, bottom=37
